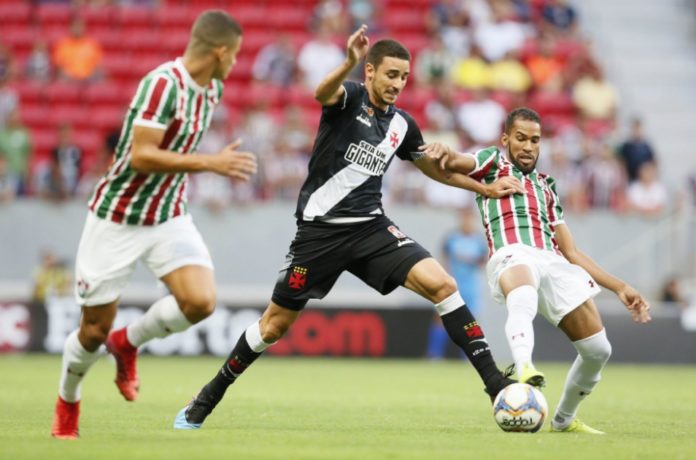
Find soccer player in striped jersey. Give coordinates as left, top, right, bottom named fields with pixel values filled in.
left=173, top=25, right=525, bottom=431
left=421, top=107, right=652, bottom=434
left=51, top=11, right=257, bottom=439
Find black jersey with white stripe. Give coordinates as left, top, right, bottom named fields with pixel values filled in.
left=295, top=80, right=425, bottom=222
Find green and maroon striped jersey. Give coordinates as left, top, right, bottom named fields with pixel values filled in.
left=88, top=58, right=223, bottom=225
left=469, top=146, right=564, bottom=255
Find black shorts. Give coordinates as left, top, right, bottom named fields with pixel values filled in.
left=271, top=215, right=431, bottom=310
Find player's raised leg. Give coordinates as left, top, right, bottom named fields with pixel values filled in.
left=174, top=301, right=298, bottom=429
left=404, top=258, right=515, bottom=400
left=107, top=265, right=216, bottom=401
left=498, top=264, right=545, bottom=387
left=52, top=301, right=118, bottom=439
left=550, top=299, right=610, bottom=434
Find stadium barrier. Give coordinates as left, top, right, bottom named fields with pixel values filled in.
left=1, top=297, right=695, bottom=363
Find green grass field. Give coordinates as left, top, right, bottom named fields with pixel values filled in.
left=1, top=355, right=694, bottom=460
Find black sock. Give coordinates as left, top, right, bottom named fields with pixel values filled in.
left=440, top=305, right=502, bottom=389
left=201, top=333, right=264, bottom=403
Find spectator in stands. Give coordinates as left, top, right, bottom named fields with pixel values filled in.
left=473, top=5, right=529, bottom=62
left=542, top=0, right=579, bottom=36
left=543, top=139, right=586, bottom=212
left=297, top=22, right=344, bottom=90
left=252, top=35, right=297, bottom=87
left=53, top=17, right=104, bottom=81
left=525, top=35, right=564, bottom=90
left=618, top=117, right=656, bottom=182
left=51, top=123, right=82, bottom=197
left=572, top=64, right=618, bottom=121
left=0, top=76, right=18, bottom=129
left=581, top=141, right=626, bottom=210
left=457, top=88, right=506, bottom=146
left=660, top=277, right=688, bottom=310
left=414, top=35, right=455, bottom=86
left=0, top=153, right=17, bottom=203
left=439, top=5, right=472, bottom=58
left=0, top=109, right=31, bottom=195
left=489, top=49, right=532, bottom=94
left=450, top=44, right=491, bottom=90
left=262, top=134, right=309, bottom=201
left=0, top=42, right=17, bottom=83
left=425, top=81, right=460, bottom=134
left=311, top=0, right=347, bottom=34
left=190, top=107, right=254, bottom=211
left=281, top=106, right=313, bottom=153
left=25, top=40, right=52, bottom=82
left=31, top=249, right=72, bottom=305
left=626, top=161, right=668, bottom=217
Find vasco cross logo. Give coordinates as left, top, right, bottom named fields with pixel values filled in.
left=288, top=266, right=308, bottom=290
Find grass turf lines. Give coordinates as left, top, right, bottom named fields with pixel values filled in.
left=1, top=355, right=694, bottom=460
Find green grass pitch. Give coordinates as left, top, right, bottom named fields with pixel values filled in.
left=1, top=355, right=695, bottom=460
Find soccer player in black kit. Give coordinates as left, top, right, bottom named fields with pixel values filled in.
left=174, top=25, right=524, bottom=429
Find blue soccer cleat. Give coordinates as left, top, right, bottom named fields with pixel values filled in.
left=173, top=404, right=202, bottom=430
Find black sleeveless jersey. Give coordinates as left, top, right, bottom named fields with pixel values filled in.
left=295, top=80, right=425, bottom=221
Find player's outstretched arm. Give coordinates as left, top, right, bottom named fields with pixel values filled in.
left=314, top=24, right=369, bottom=106
left=413, top=155, right=523, bottom=198
left=131, top=126, right=257, bottom=180
left=555, top=223, right=651, bottom=323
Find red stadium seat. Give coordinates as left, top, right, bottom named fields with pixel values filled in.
left=45, top=82, right=84, bottom=105
left=73, top=130, right=103, bottom=157
left=36, top=3, right=73, bottom=27
left=10, top=80, right=47, bottom=106
left=91, top=107, right=127, bottom=132
left=3, top=26, right=38, bottom=54
left=267, top=7, right=310, bottom=31
left=0, top=3, right=31, bottom=23
left=382, top=8, right=426, bottom=34
left=51, top=105, right=90, bottom=129
left=528, top=90, right=575, bottom=117
left=158, top=4, right=196, bottom=28
left=121, top=29, right=162, bottom=54
left=78, top=6, right=118, bottom=28
left=118, top=7, right=155, bottom=30
left=22, top=104, right=53, bottom=129
left=84, top=82, right=131, bottom=107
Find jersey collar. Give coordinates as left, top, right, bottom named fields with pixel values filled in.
left=175, top=57, right=209, bottom=93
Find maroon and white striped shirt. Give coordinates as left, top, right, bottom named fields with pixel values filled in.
left=470, top=147, right=565, bottom=255
left=88, top=58, right=223, bottom=225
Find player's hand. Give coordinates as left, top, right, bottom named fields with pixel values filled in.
left=209, top=139, right=258, bottom=181
left=419, top=142, right=455, bottom=170
left=346, top=24, right=369, bottom=65
left=617, top=284, right=651, bottom=324
left=484, top=176, right=526, bottom=198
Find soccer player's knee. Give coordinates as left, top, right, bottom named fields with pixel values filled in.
left=260, top=320, right=288, bottom=343
left=430, top=274, right=458, bottom=302
left=582, top=335, right=612, bottom=365
left=178, top=291, right=216, bottom=322
left=81, top=321, right=110, bottom=347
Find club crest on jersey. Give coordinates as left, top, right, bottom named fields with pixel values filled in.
left=288, top=266, right=308, bottom=290
left=361, top=103, right=375, bottom=117
left=344, top=140, right=387, bottom=175
left=76, top=279, right=90, bottom=298
left=389, top=131, right=400, bottom=148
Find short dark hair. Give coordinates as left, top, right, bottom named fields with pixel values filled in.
left=505, top=107, right=541, bottom=133
left=366, top=39, right=410, bottom=69
left=188, top=10, right=243, bottom=55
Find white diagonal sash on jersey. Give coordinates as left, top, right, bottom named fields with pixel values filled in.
left=303, top=112, right=408, bottom=221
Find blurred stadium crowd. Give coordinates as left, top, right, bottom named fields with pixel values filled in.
left=0, top=0, right=674, bottom=217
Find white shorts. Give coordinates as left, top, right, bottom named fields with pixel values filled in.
left=74, top=212, right=213, bottom=306
left=486, top=244, right=601, bottom=325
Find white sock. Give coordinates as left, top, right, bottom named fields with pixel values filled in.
left=504, top=285, right=538, bottom=375
left=553, top=328, right=612, bottom=429
left=434, top=291, right=464, bottom=316
left=126, top=295, right=192, bottom=348
left=245, top=320, right=275, bottom=353
left=58, top=330, right=101, bottom=403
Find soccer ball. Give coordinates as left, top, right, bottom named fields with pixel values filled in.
left=493, top=383, right=548, bottom=433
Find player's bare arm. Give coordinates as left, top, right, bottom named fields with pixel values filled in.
left=413, top=156, right=523, bottom=198
left=416, top=142, right=525, bottom=198
left=555, top=223, right=651, bottom=324
left=314, top=24, right=369, bottom=106
left=131, top=125, right=257, bottom=180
